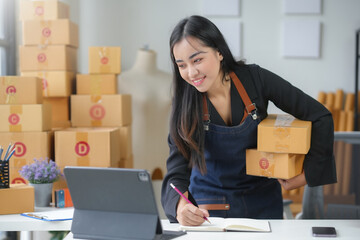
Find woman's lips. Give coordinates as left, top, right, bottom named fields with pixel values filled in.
left=192, top=76, right=205, bottom=87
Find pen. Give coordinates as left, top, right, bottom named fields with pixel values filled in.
left=0, top=146, right=4, bottom=185
left=6, top=148, right=15, bottom=161
left=25, top=213, right=47, bottom=220
left=170, top=183, right=211, bottom=224
left=3, top=143, right=13, bottom=161
left=0, top=146, right=3, bottom=160
left=0, top=146, right=4, bottom=184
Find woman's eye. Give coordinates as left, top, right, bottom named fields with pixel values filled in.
left=177, top=64, right=185, bottom=69
left=194, top=58, right=202, bottom=63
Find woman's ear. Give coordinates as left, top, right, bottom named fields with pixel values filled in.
left=217, top=50, right=223, bottom=61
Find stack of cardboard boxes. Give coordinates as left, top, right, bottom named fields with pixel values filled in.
left=19, top=0, right=78, bottom=129
left=1, top=1, right=134, bottom=209
left=54, top=46, right=133, bottom=189
left=246, top=114, right=311, bottom=217
left=0, top=0, right=76, bottom=213
left=318, top=90, right=356, bottom=205
left=0, top=75, right=52, bottom=214
left=246, top=114, right=311, bottom=179
left=0, top=76, right=52, bottom=185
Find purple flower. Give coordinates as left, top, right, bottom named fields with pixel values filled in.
left=18, top=158, right=62, bottom=184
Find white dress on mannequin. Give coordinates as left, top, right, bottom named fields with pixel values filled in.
left=118, top=48, right=171, bottom=175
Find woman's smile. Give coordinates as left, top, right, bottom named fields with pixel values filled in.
left=191, top=76, right=206, bottom=86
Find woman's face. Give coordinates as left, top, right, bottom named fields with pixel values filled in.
left=173, top=36, right=223, bottom=93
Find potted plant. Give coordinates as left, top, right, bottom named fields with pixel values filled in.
left=19, top=158, right=62, bottom=207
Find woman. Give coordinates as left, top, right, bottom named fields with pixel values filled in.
left=161, top=15, right=336, bottom=226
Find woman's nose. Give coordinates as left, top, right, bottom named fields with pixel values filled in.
left=188, top=65, right=199, bottom=78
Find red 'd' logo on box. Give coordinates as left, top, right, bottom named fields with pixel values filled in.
left=35, top=6, right=44, bottom=16
left=101, top=57, right=109, bottom=65
left=42, top=28, right=51, bottom=37
left=259, top=158, right=269, bottom=170
left=75, top=141, right=90, bottom=156
left=14, top=142, right=27, bottom=157
left=90, top=104, right=105, bottom=120
left=12, top=177, right=26, bottom=184
left=37, top=53, right=47, bottom=62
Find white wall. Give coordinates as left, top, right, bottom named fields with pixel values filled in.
left=68, top=0, right=360, bottom=100
left=75, top=0, right=201, bottom=75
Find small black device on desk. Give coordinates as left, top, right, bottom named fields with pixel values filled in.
left=312, top=226, right=337, bottom=237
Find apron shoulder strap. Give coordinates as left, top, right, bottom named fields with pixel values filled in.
left=202, top=95, right=210, bottom=130
left=229, top=72, right=258, bottom=120
left=202, top=67, right=259, bottom=127
left=229, top=72, right=255, bottom=113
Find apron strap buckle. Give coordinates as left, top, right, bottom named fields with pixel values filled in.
left=203, top=116, right=210, bottom=131
left=245, top=103, right=258, bottom=120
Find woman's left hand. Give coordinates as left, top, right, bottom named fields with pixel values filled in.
left=278, top=172, right=307, bottom=191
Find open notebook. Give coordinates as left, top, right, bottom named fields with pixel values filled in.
left=180, top=217, right=271, bottom=232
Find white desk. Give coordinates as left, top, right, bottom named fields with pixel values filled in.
left=0, top=207, right=72, bottom=231
left=63, top=219, right=360, bottom=240
left=1, top=209, right=359, bottom=240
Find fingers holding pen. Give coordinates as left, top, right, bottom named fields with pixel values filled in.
left=170, top=185, right=211, bottom=226
left=177, top=203, right=209, bottom=226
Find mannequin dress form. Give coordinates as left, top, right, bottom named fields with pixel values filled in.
left=118, top=48, right=171, bottom=175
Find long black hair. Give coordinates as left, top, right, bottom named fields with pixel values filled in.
left=169, top=15, right=242, bottom=174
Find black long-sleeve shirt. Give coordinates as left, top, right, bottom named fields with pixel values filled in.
left=161, top=64, right=337, bottom=222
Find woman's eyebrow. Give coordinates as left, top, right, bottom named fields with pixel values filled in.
left=175, top=51, right=206, bottom=63
left=189, top=51, right=205, bottom=59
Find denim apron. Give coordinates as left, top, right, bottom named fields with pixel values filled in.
left=189, top=72, right=283, bottom=219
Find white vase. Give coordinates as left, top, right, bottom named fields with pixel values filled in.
left=30, top=183, right=53, bottom=207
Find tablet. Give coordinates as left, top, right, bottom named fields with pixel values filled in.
left=64, top=166, right=185, bottom=240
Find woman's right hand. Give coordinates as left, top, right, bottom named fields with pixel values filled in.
left=176, top=192, right=210, bottom=226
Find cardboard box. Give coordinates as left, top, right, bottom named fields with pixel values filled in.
left=9, top=167, right=28, bottom=185
left=52, top=120, right=72, bottom=129
left=246, top=149, right=305, bottom=179
left=55, top=127, right=121, bottom=168
left=257, top=114, right=312, bottom=154
left=119, top=125, right=132, bottom=159
left=0, top=76, right=43, bottom=104
left=0, top=104, right=52, bottom=132
left=0, top=184, right=34, bottom=214
left=19, top=0, right=69, bottom=20
left=71, top=94, right=131, bottom=127
left=21, top=71, right=74, bottom=97
left=119, top=154, right=134, bottom=168
left=9, top=168, right=28, bottom=185
left=43, top=97, right=69, bottom=122
left=0, top=131, right=53, bottom=173
left=76, top=74, right=118, bottom=95
left=22, top=19, right=78, bottom=47
left=53, top=175, right=67, bottom=191
left=19, top=45, right=77, bottom=72
left=89, top=47, right=121, bottom=74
